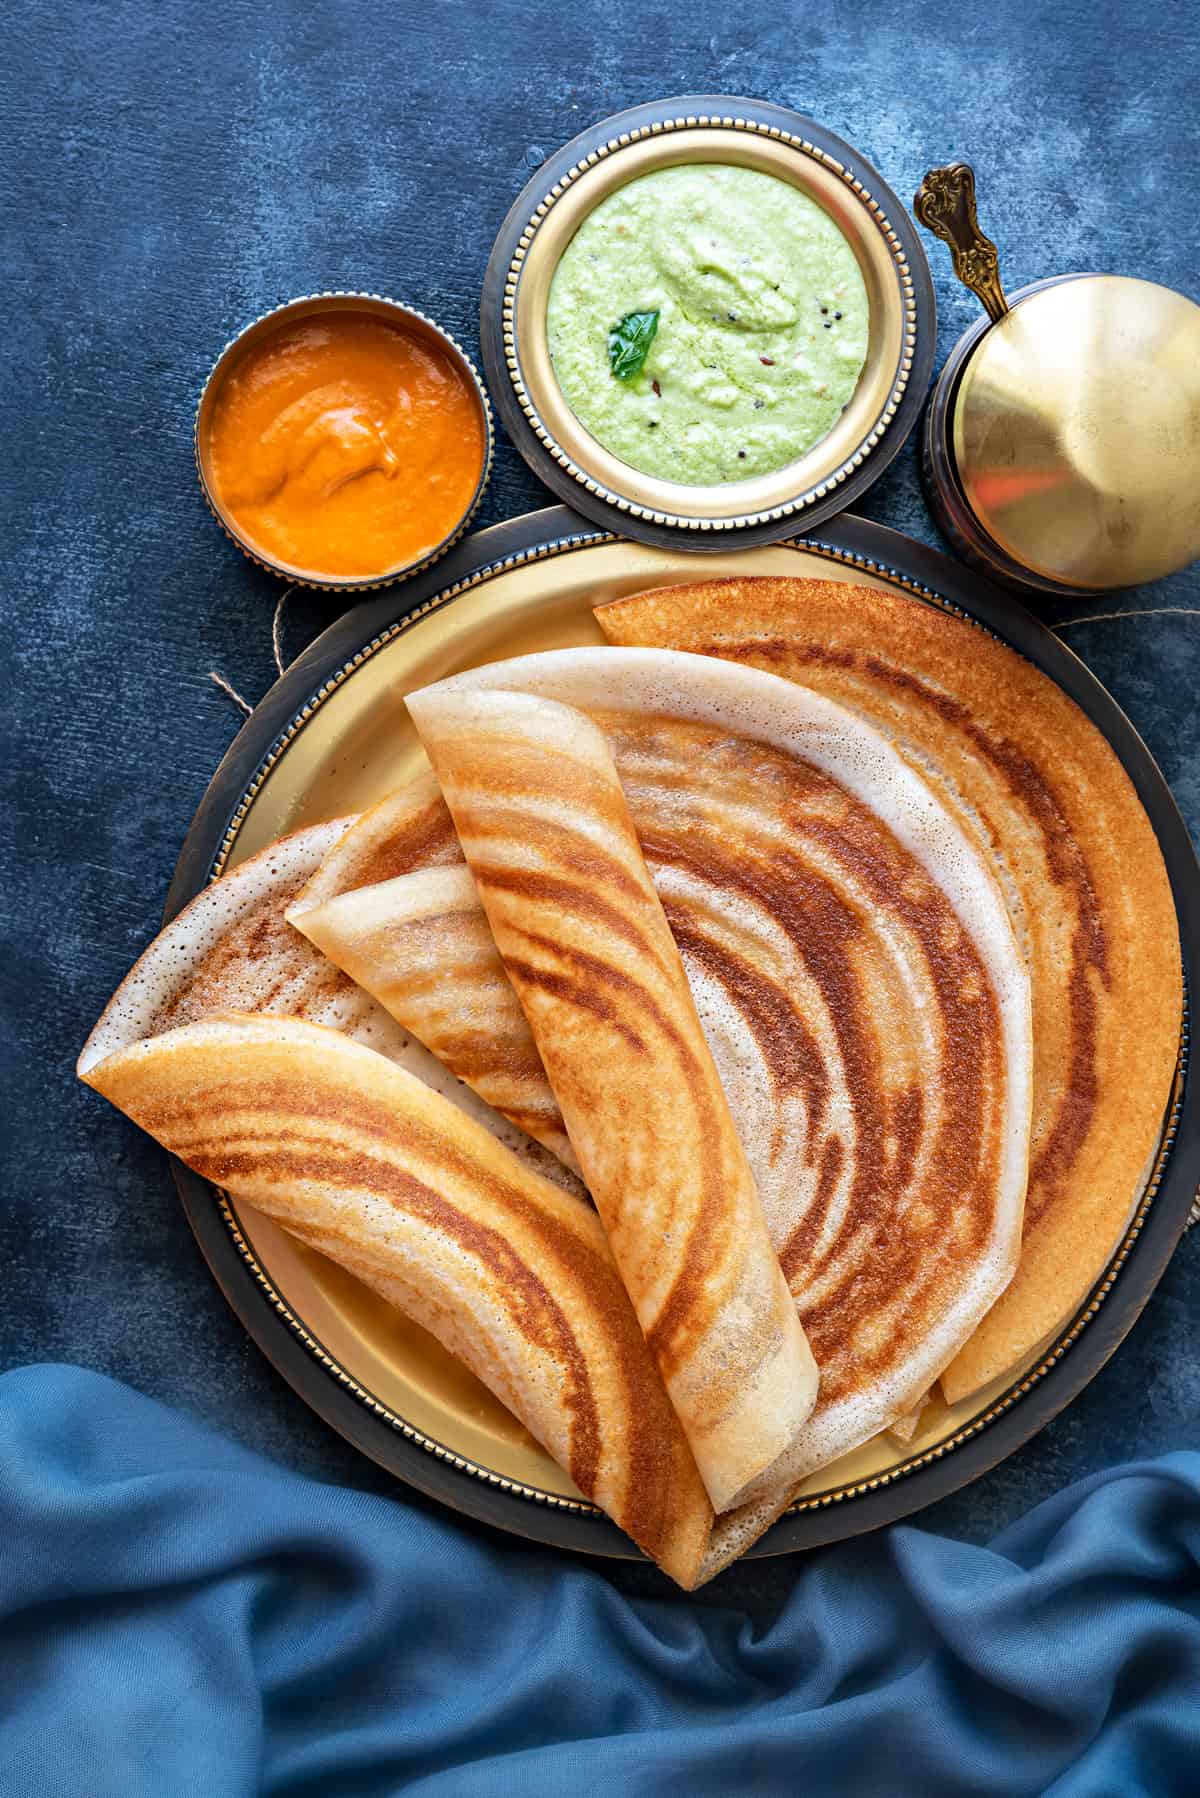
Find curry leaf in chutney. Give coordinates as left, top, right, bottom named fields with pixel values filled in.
left=608, top=310, right=660, bottom=381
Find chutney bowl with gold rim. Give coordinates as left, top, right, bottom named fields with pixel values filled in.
left=481, top=98, right=937, bottom=551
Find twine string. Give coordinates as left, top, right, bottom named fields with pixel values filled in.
left=1052, top=607, right=1200, bottom=630
left=271, top=584, right=294, bottom=678
left=209, top=586, right=297, bottom=715
left=206, top=670, right=253, bottom=716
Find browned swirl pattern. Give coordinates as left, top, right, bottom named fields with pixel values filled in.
left=81, top=1015, right=714, bottom=1587
left=600, top=712, right=1008, bottom=1407
left=407, top=685, right=819, bottom=1516
left=597, top=576, right=1182, bottom=1400
left=312, top=686, right=1019, bottom=1460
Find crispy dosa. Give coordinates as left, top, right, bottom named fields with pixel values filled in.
left=596, top=579, right=1182, bottom=1400
left=80, top=1014, right=713, bottom=1586
left=76, top=824, right=772, bottom=1571
left=402, top=649, right=1031, bottom=1482
left=77, top=818, right=577, bottom=1190
left=407, top=682, right=821, bottom=1516
left=293, top=772, right=464, bottom=908
left=293, top=864, right=580, bottom=1175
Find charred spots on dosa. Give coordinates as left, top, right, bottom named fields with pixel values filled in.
left=500, top=952, right=650, bottom=1057
left=469, top=863, right=665, bottom=970
left=433, top=1025, right=550, bottom=1089
left=347, top=802, right=461, bottom=888
left=888, top=1086, right=925, bottom=1192
left=155, top=895, right=352, bottom=1032
left=243, top=903, right=301, bottom=962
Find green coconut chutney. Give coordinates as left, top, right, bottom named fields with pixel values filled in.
left=546, top=163, right=870, bottom=486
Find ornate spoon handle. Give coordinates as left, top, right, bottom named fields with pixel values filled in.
left=914, top=161, right=1010, bottom=323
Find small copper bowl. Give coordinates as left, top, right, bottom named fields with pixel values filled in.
left=194, top=291, right=494, bottom=592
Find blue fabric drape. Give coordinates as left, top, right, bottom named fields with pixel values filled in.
left=0, top=1364, right=1196, bottom=1796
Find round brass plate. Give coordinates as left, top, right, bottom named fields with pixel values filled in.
left=481, top=99, right=936, bottom=547
left=952, top=274, right=1200, bottom=591
left=165, top=509, right=1198, bottom=1562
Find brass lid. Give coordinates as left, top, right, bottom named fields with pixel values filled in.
left=916, top=165, right=1200, bottom=591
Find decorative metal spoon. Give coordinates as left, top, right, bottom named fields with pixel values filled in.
left=913, top=161, right=1010, bottom=323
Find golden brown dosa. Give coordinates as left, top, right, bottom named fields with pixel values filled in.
left=80, top=1014, right=714, bottom=1586
left=406, top=680, right=821, bottom=1516
left=76, top=817, right=578, bottom=1191
left=298, top=644, right=1031, bottom=1478
left=596, top=577, right=1182, bottom=1400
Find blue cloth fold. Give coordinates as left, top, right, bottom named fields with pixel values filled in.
left=0, top=1366, right=1196, bottom=1796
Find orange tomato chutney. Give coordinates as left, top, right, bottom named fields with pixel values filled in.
left=205, top=308, right=486, bottom=579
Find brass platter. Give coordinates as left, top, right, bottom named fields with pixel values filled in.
left=167, top=507, right=1199, bottom=1561
left=481, top=98, right=936, bottom=548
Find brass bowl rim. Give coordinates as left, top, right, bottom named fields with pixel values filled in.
left=193, top=291, right=495, bottom=593
left=495, top=106, right=923, bottom=533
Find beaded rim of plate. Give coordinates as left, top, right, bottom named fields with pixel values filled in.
left=196, top=529, right=1189, bottom=1519
left=500, top=116, right=918, bottom=531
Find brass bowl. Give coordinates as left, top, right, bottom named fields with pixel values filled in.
left=924, top=275, right=1200, bottom=595
left=915, top=163, right=1200, bottom=595
left=194, top=292, right=494, bottom=592
left=481, top=99, right=936, bottom=547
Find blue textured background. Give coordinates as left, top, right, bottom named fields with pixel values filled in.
left=3, top=0, right=1197, bottom=1611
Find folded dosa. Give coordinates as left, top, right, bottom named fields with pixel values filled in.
left=80, top=1014, right=714, bottom=1586
left=77, top=819, right=576, bottom=1189
left=292, top=772, right=464, bottom=910
left=407, top=681, right=820, bottom=1515
left=309, top=647, right=1029, bottom=1475
left=596, top=580, right=1182, bottom=1400
left=293, top=864, right=580, bottom=1176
